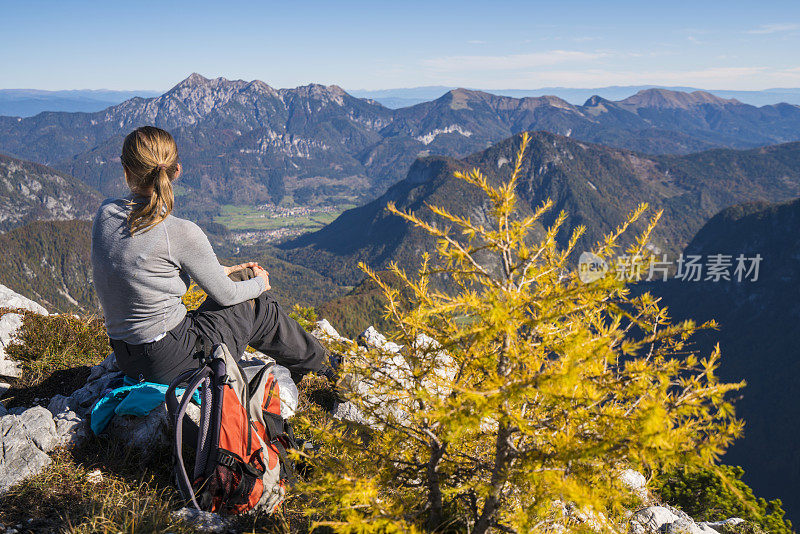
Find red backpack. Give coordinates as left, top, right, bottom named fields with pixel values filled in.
left=166, top=343, right=297, bottom=514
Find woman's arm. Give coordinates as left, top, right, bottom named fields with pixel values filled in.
left=173, top=221, right=265, bottom=306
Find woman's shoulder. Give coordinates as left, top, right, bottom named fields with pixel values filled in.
left=94, top=197, right=128, bottom=222
left=162, top=213, right=205, bottom=238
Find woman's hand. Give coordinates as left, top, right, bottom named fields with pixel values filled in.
left=224, top=261, right=260, bottom=276
left=253, top=265, right=271, bottom=291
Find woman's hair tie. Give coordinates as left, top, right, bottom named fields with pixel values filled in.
left=156, top=163, right=167, bottom=171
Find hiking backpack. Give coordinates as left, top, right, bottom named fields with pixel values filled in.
left=165, top=343, right=298, bottom=515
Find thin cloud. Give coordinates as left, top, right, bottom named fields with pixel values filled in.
left=467, top=40, right=486, bottom=45
left=421, top=50, right=605, bottom=72
left=424, top=66, right=800, bottom=91
left=746, top=23, right=800, bottom=34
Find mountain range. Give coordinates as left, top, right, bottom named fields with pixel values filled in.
left=279, top=131, right=800, bottom=284
left=351, top=85, right=800, bottom=109
left=2, top=74, right=800, bottom=221
left=1, top=90, right=798, bottom=517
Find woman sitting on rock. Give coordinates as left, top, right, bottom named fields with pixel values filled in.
left=91, top=125, right=332, bottom=384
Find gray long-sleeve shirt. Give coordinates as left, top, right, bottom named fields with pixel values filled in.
left=91, top=197, right=265, bottom=344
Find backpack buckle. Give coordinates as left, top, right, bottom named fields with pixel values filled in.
left=194, top=337, right=213, bottom=365
left=217, top=450, right=237, bottom=468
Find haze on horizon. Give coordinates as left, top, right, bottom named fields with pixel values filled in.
left=1, top=0, right=799, bottom=92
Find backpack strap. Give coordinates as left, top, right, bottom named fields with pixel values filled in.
left=166, top=366, right=212, bottom=510
left=262, top=409, right=299, bottom=484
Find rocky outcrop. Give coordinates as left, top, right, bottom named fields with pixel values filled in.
left=0, top=284, right=47, bottom=314
left=630, top=505, right=745, bottom=534
left=0, top=310, right=755, bottom=532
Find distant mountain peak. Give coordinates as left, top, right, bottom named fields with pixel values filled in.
left=583, top=95, right=612, bottom=107
left=175, top=72, right=212, bottom=89
left=448, top=88, right=483, bottom=96
left=243, top=79, right=278, bottom=95
left=620, top=88, right=740, bottom=109
left=282, top=83, right=352, bottom=106
left=441, top=88, right=491, bottom=110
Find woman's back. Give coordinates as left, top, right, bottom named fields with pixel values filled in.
left=91, top=196, right=192, bottom=344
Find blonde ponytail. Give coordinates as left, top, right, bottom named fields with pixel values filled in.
left=121, top=126, right=179, bottom=234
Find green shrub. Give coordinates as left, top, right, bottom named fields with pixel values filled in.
left=654, top=465, right=793, bottom=534
left=289, top=304, right=318, bottom=332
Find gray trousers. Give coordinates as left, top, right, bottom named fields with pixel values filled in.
left=111, top=268, right=326, bottom=384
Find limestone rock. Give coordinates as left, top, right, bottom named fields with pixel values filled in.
left=0, top=313, right=23, bottom=352
left=311, top=319, right=350, bottom=343
left=0, top=284, right=48, bottom=315
left=105, top=405, right=174, bottom=452
left=0, top=312, right=25, bottom=378
left=630, top=505, right=723, bottom=534
left=0, top=360, right=22, bottom=379
left=171, top=507, right=230, bottom=533
left=358, top=326, right=402, bottom=353
left=700, top=518, right=745, bottom=530
left=48, top=394, right=90, bottom=448
left=0, top=406, right=58, bottom=494
left=630, top=506, right=680, bottom=533
left=16, top=405, right=58, bottom=452
left=665, top=518, right=707, bottom=534
left=619, top=469, right=649, bottom=502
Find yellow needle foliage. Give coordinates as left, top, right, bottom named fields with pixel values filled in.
left=296, top=132, right=744, bottom=534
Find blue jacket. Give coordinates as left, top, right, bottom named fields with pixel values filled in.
left=90, top=376, right=200, bottom=435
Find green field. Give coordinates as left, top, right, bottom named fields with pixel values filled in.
left=214, top=204, right=354, bottom=231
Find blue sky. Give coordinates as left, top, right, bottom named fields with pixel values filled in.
left=1, top=0, right=799, bottom=91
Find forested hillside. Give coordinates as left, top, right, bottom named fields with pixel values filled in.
left=645, top=197, right=800, bottom=518
left=0, top=220, right=96, bottom=313
left=0, top=154, right=101, bottom=233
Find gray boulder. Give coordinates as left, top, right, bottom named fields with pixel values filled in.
left=0, top=284, right=48, bottom=315
left=47, top=394, right=91, bottom=449
left=0, top=312, right=24, bottom=378
left=630, top=505, right=722, bottom=534
left=171, top=507, right=230, bottom=533
left=0, top=406, right=59, bottom=494
left=45, top=351, right=123, bottom=450
left=105, top=405, right=174, bottom=452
